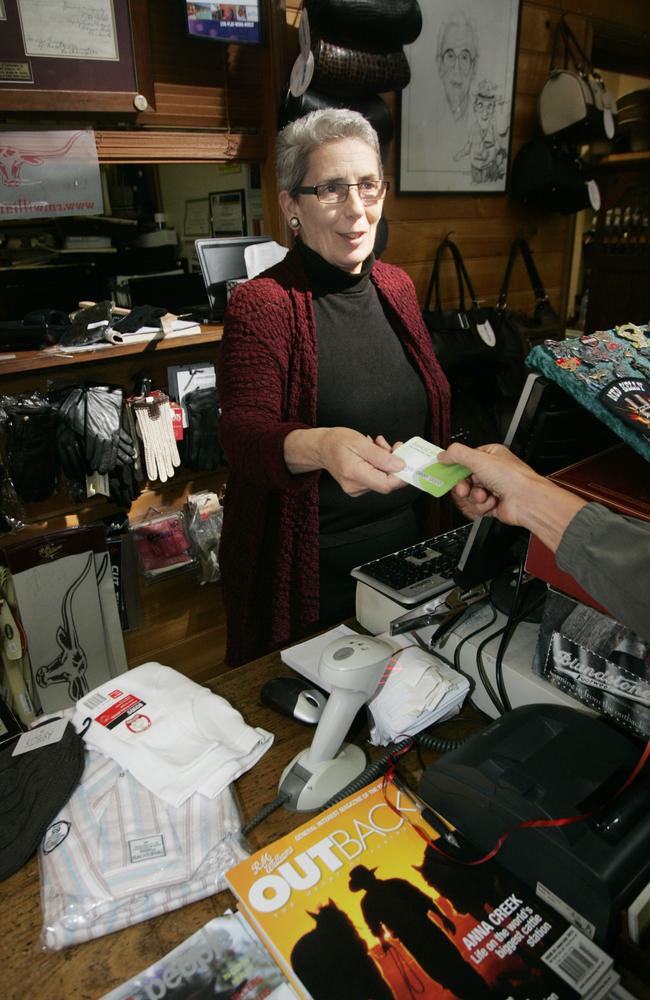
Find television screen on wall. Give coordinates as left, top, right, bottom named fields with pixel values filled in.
left=184, top=2, right=264, bottom=45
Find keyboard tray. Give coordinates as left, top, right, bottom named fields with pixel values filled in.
left=350, top=522, right=472, bottom=606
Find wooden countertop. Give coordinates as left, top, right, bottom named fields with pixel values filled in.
left=0, top=324, right=223, bottom=377
left=3, top=651, right=646, bottom=999
left=2, top=649, right=485, bottom=1000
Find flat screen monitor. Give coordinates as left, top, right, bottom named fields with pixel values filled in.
left=454, top=372, right=620, bottom=589
left=184, top=2, right=264, bottom=45
left=195, top=235, right=272, bottom=321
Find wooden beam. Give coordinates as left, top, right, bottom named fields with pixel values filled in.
left=94, top=129, right=265, bottom=163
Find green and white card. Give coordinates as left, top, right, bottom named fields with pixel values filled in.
left=393, top=436, right=470, bottom=497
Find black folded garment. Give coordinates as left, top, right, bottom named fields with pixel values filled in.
left=0, top=718, right=86, bottom=881
left=0, top=309, right=71, bottom=351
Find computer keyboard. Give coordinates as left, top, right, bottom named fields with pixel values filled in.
left=351, top=522, right=472, bottom=606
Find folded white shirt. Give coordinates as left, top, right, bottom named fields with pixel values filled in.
left=40, top=749, right=248, bottom=949
left=74, top=662, right=273, bottom=806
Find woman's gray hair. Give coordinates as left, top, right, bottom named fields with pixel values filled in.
left=276, top=107, right=382, bottom=194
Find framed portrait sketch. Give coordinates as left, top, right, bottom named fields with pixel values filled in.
left=399, top=0, right=521, bottom=194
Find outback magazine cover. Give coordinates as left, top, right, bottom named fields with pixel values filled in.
left=226, top=779, right=615, bottom=1000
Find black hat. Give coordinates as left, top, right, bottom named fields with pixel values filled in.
left=349, top=864, right=378, bottom=891
left=0, top=718, right=85, bottom=881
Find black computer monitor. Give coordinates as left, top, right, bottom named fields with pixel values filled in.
left=454, top=372, right=620, bottom=589
left=195, top=235, right=273, bottom=321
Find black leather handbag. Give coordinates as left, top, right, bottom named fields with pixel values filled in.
left=422, top=238, right=527, bottom=444
left=494, top=239, right=564, bottom=351
left=510, top=138, right=596, bottom=215
left=305, top=0, right=422, bottom=52
left=423, top=238, right=508, bottom=374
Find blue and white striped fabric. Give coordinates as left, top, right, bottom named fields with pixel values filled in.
left=39, top=749, right=248, bottom=950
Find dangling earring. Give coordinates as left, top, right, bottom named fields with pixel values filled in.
left=289, top=216, right=300, bottom=229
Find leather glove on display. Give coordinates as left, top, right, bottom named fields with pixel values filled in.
left=109, top=461, right=139, bottom=509
left=52, top=387, right=86, bottom=483
left=181, top=386, right=222, bottom=471
left=4, top=401, right=59, bottom=502
left=84, top=385, right=124, bottom=474
left=108, top=409, right=139, bottom=510
left=55, top=421, right=85, bottom=483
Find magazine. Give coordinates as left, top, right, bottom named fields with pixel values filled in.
left=101, top=910, right=297, bottom=1000
left=226, top=779, right=617, bottom=1000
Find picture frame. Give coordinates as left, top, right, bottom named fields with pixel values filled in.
left=209, top=188, right=247, bottom=236
left=398, top=0, right=521, bottom=195
left=0, top=0, right=153, bottom=113
left=183, top=197, right=211, bottom=237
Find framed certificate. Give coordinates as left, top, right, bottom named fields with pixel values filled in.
left=209, top=188, right=247, bottom=236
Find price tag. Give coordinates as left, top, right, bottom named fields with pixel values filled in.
left=289, top=51, right=314, bottom=98
left=12, top=718, right=68, bottom=756
left=587, top=179, right=601, bottom=211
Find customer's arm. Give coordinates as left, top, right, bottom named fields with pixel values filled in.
left=439, top=442, right=650, bottom=640
left=437, top=442, right=586, bottom=554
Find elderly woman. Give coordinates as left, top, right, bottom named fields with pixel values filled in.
left=217, top=108, right=450, bottom=666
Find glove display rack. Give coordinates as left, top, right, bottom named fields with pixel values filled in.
left=0, top=326, right=227, bottom=686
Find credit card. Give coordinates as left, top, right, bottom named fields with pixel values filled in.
left=393, top=436, right=470, bottom=497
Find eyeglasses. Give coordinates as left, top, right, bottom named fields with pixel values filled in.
left=441, top=48, right=474, bottom=72
left=293, top=179, right=389, bottom=205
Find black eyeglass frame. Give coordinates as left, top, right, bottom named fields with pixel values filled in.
left=292, top=180, right=390, bottom=204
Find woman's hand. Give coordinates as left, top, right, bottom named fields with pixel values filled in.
left=284, top=427, right=407, bottom=497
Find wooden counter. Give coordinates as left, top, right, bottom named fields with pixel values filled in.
left=2, top=651, right=648, bottom=999
left=1, top=650, right=485, bottom=1000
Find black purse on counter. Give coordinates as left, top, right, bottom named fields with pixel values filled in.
left=423, top=238, right=527, bottom=444
left=494, top=238, right=564, bottom=352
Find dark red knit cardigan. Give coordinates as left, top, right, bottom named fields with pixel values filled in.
left=217, top=248, right=450, bottom=666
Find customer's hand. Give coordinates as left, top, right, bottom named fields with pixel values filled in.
left=436, top=442, right=544, bottom=525
left=437, top=442, right=587, bottom=556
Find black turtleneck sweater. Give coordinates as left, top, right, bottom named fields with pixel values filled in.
left=295, top=239, right=429, bottom=543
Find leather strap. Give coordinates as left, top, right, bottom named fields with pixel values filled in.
left=498, top=239, right=547, bottom=308
left=425, top=238, right=479, bottom=313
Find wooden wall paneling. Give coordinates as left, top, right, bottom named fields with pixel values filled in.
left=135, top=1, right=268, bottom=132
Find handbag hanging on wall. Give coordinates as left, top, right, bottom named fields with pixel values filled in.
left=494, top=239, right=564, bottom=351
left=422, top=238, right=527, bottom=445
left=538, top=15, right=617, bottom=146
